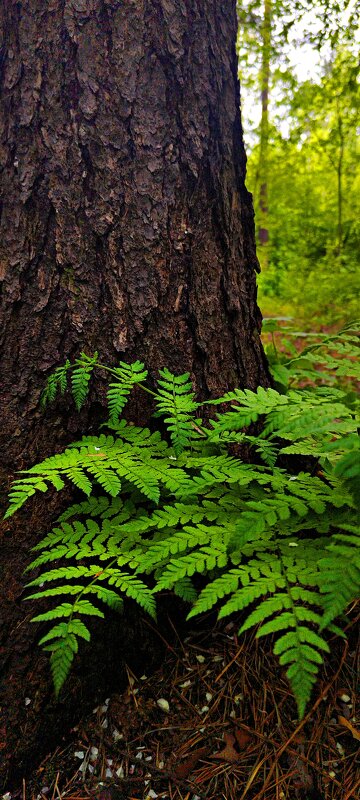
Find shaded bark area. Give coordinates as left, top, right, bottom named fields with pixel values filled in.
left=0, top=0, right=270, bottom=787
left=0, top=0, right=268, bottom=462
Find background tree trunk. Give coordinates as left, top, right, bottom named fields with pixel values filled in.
left=257, top=0, right=271, bottom=265
left=0, top=0, right=269, bottom=787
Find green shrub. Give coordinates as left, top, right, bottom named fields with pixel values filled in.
left=5, top=323, right=360, bottom=717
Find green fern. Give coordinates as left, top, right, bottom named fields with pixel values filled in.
left=5, top=323, right=360, bottom=714
left=154, top=368, right=199, bottom=455
left=318, top=523, right=360, bottom=627
left=41, top=360, right=71, bottom=407
left=188, top=548, right=329, bottom=718
left=106, top=361, right=148, bottom=422
left=71, top=352, right=99, bottom=410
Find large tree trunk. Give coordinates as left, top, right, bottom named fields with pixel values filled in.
left=0, top=0, right=269, bottom=787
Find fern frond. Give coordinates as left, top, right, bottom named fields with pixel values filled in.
left=58, top=496, right=124, bottom=522
left=154, top=543, right=229, bottom=590
left=45, top=637, right=77, bottom=697
left=32, top=599, right=105, bottom=622
left=274, top=630, right=329, bottom=718
left=41, top=360, right=71, bottom=407
left=155, top=368, right=198, bottom=455
left=106, top=361, right=148, bottom=422
left=71, top=352, right=99, bottom=410
left=173, top=577, right=197, bottom=602
left=331, top=435, right=360, bottom=503
left=263, top=401, right=355, bottom=442
left=39, top=618, right=91, bottom=646
left=319, top=523, right=360, bottom=627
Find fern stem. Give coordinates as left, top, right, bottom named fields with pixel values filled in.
left=95, top=363, right=157, bottom=398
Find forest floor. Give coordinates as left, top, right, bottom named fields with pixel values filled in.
left=7, top=610, right=359, bottom=800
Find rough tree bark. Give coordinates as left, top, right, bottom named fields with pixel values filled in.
left=0, top=0, right=270, bottom=787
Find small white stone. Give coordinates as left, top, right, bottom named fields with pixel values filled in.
left=229, top=710, right=236, bottom=718
left=106, top=758, right=113, bottom=766
left=157, top=698, right=170, bottom=713
left=336, top=742, right=345, bottom=756
left=329, top=771, right=336, bottom=778
left=90, top=746, right=98, bottom=761
left=179, top=680, right=191, bottom=688
left=140, top=674, right=148, bottom=681
left=200, top=706, right=209, bottom=714
left=205, top=693, right=213, bottom=702
left=340, top=693, right=351, bottom=703
left=88, top=765, right=94, bottom=774
left=2, top=793, right=12, bottom=800
left=145, top=756, right=152, bottom=761
left=112, top=728, right=123, bottom=741
left=105, top=768, right=113, bottom=778
left=24, top=698, right=31, bottom=706
left=101, top=718, right=108, bottom=729
left=158, top=760, right=164, bottom=769
left=213, top=655, right=223, bottom=663
left=116, top=766, right=124, bottom=778
left=196, top=655, right=205, bottom=663
left=74, top=751, right=85, bottom=760
left=135, top=752, right=143, bottom=760
left=147, top=791, right=158, bottom=799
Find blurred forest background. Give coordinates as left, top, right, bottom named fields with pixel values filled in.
left=237, top=0, right=359, bottom=327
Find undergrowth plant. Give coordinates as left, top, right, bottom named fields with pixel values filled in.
left=6, top=323, right=360, bottom=717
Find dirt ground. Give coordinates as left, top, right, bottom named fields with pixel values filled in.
left=2, top=607, right=359, bottom=800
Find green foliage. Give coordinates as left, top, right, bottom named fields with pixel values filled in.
left=6, top=325, right=359, bottom=715
left=106, top=361, right=148, bottom=422
left=154, top=368, right=199, bottom=456
left=239, top=3, right=360, bottom=326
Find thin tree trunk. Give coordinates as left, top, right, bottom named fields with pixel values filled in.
left=336, top=106, right=344, bottom=256
left=257, top=0, right=271, bottom=267
left=0, top=0, right=269, bottom=786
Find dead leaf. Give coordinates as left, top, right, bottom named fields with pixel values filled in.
left=287, top=746, right=314, bottom=793
left=338, top=716, right=360, bottom=741
left=173, top=746, right=209, bottom=779
left=211, top=732, right=239, bottom=763
left=234, top=727, right=253, bottom=750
